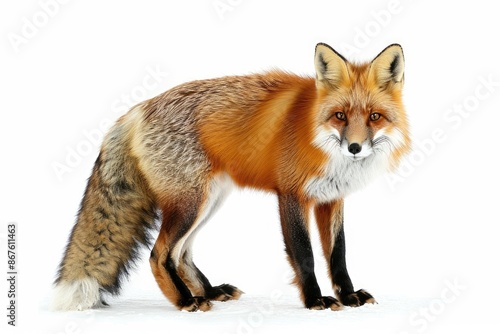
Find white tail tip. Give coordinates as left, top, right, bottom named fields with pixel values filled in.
left=51, top=277, right=103, bottom=311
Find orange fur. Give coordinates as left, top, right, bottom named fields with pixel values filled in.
left=199, top=73, right=329, bottom=195
left=314, top=200, right=344, bottom=262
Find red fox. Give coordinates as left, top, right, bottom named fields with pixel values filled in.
left=53, top=43, right=410, bottom=312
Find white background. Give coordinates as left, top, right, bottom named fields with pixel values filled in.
left=1, top=0, right=500, bottom=333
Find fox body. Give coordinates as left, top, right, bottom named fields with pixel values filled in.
left=53, top=43, right=410, bottom=312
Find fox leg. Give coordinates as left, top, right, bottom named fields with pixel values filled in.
left=178, top=242, right=243, bottom=302
left=175, top=174, right=242, bottom=302
left=314, top=200, right=376, bottom=307
left=278, top=194, right=343, bottom=310
left=150, top=173, right=239, bottom=311
left=149, top=201, right=213, bottom=312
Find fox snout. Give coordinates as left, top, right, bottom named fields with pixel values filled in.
left=340, top=139, right=373, bottom=160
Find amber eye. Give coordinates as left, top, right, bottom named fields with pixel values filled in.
left=335, top=112, right=346, bottom=120
left=370, top=113, right=381, bottom=121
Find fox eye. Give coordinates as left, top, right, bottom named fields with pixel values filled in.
left=370, top=113, right=381, bottom=121
left=335, top=112, right=346, bottom=120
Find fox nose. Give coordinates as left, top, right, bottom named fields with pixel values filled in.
left=348, top=143, right=362, bottom=155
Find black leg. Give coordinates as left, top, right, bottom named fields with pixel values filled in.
left=331, top=224, right=376, bottom=306
left=314, top=200, right=375, bottom=308
left=278, top=194, right=342, bottom=310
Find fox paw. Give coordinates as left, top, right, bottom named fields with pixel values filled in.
left=306, top=296, right=344, bottom=311
left=206, top=284, right=244, bottom=301
left=179, top=296, right=212, bottom=312
left=340, top=289, right=376, bottom=307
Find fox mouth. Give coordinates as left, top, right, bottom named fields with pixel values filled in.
left=345, top=154, right=370, bottom=162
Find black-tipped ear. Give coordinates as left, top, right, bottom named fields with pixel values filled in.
left=314, top=43, right=349, bottom=87
left=369, top=44, right=405, bottom=89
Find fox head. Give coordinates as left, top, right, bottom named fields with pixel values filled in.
left=313, top=43, right=410, bottom=170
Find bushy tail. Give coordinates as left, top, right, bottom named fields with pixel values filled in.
left=52, top=117, right=157, bottom=311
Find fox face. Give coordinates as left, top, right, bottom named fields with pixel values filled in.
left=322, top=89, right=406, bottom=162
left=305, top=44, right=410, bottom=202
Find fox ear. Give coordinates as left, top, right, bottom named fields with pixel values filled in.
left=369, top=44, right=405, bottom=89
left=314, top=43, right=349, bottom=87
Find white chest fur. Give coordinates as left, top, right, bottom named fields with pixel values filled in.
left=304, top=152, right=388, bottom=203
